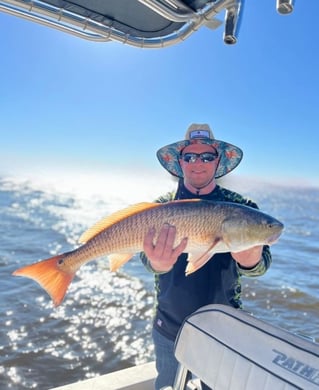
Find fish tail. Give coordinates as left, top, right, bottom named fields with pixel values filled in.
left=12, top=254, right=75, bottom=307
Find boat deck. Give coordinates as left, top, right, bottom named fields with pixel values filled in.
left=50, top=362, right=156, bottom=390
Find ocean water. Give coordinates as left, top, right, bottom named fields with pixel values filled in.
left=0, top=174, right=318, bottom=390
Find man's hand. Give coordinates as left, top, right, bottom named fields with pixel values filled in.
left=231, top=245, right=263, bottom=269
left=143, top=223, right=188, bottom=273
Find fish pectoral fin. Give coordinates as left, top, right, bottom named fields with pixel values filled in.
left=108, top=253, right=134, bottom=272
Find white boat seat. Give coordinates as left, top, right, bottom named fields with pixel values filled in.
left=165, top=304, right=319, bottom=390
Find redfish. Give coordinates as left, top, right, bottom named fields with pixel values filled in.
left=13, top=199, right=284, bottom=306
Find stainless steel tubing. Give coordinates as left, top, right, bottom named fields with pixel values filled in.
left=276, top=0, right=295, bottom=15
left=224, top=0, right=243, bottom=44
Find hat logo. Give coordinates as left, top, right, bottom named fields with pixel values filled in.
left=189, top=130, right=210, bottom=139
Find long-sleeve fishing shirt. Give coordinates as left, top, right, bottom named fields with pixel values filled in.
left=140, top=182, right=272, bottom=341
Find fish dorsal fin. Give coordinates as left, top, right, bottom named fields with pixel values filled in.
left=79, top=202, right=163, bottom=243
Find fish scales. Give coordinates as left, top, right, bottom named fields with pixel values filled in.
left=64, top=200, right=216, bottom=269
left=85, top=201, right=220, bottom=251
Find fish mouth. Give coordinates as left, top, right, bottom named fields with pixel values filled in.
left=267, top=232, right=283, bottom=245
left=267, top=234, right=280, bottom=245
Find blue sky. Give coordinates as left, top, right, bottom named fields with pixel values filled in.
left=1, top=0, right=318, bottom=189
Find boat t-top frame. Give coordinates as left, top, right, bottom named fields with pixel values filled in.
left=0, top=0, right=294, bottom=48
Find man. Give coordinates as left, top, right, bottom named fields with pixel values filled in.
left=141, top=124, right=272, bottom=390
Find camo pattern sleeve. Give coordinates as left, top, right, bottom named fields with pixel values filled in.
left=216, top=186, right=272, bottom=277
left=140, top=191, right=176, bottom=274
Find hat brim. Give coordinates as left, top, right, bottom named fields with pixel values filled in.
left=156, top=138, right=243, bottom=178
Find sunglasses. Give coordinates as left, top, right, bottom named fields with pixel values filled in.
left=181, top=152, right=219, bottom=164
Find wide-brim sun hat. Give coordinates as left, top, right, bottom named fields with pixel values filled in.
left=156, top=123, right=243, bottom=179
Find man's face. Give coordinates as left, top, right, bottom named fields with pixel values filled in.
left=179, top=143, right=219, bottom=189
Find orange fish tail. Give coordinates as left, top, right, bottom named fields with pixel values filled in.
left=13, top=254, right=75, bottom=307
